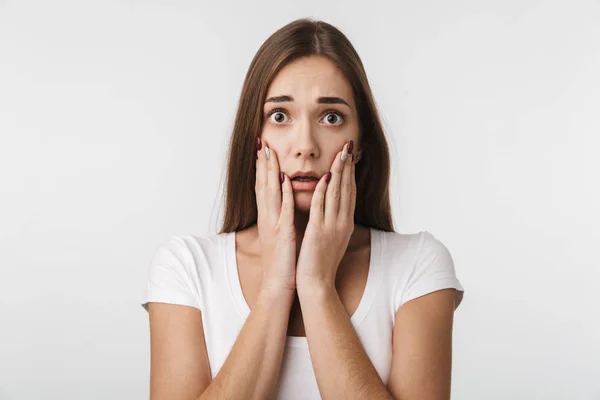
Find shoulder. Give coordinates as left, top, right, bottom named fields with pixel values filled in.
left=375, top=229, right=451, bottom=260
left=373, top=228, right=422, bottom=259
left=143, top=232, right=231, bottom=312
left=372, top=229, right=464, bottom=310
left=153, top=232, right=228, bottom=256
left=411, top=231, right=456, bottom=277
left=149, top=232, right=232, bottom=276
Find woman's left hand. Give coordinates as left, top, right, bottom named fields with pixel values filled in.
left=296, top=140, right=357, bottom=290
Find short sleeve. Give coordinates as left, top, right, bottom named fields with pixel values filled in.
left=398, top=231, right=464, bottom=309
left=141, top=236, right=203, bottom=312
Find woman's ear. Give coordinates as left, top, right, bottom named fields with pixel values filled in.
left=353, top=150, right=362, bottom=164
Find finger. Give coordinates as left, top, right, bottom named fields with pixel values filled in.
left=264, top=142, right=282, bottom=219
left=324, top=142, right=349, bottom=226
left=349, top=159, right=357, bottom=218
left=255, top=137, right=268, bottom=221
left=279, top=173, right=294, bottom=226
left=309, top=172, right=330, bottom=224
left=338, top=143, right=354, bottom=219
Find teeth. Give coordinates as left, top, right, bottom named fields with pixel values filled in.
left=293, top=177, right=317, bottom=181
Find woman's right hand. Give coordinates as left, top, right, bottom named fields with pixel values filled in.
left=255, top=137, right=297, bottom=295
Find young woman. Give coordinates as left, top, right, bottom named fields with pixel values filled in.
left=142, top=18, right=465, bottom=400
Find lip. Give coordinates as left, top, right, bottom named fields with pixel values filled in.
left=291, top=179, right=319, bottom=191
left=290, top=170, right=320, bottom=180
left=289, top=170, right=321, bottom=191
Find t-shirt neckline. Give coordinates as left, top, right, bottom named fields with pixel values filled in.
left=225, top=227, right=381, bottom=348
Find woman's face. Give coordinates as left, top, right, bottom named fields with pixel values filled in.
left=260, top=55, right=360, bottom=212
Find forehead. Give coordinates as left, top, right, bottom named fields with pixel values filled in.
left=266, top=56, right=354, bottom=103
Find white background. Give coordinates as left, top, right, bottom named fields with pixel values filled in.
left=1, top=0, right=599, bottom=399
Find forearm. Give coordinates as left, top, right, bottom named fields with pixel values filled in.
left=297, top=282, right=394, bottom=400
left=199, top=288, right=294, bottom=400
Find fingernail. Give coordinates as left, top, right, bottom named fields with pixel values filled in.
left=325, top=172, right=332, bottom=183
left=280, top=172, right=284, bottom=184
left=256, top=137, right=262, bottom=151
left=340, top=146, right=349, bottom=163
left=264, top=146, right=271, bottom=160
left=348, top=140, right=354, bottom=154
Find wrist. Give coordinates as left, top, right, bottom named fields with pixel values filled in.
left=296, top=277, right=335, bottom=297
left=296, top=270, right=336, bottom=289
left=258, top=284, right=295, bottom=304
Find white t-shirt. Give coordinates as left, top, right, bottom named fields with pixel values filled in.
left=141, top=228, right=464, bottom=399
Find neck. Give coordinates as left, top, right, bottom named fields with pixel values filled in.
left=292, top=210, right=366, bottom=256
left=246, top=211, right=365, bottom=257
left=293, top=209, right=310, bottom=256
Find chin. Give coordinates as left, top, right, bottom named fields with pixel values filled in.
left=292, top=191, right=314, bottom=212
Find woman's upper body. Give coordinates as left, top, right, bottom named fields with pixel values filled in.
left=143, top=17, right=466, bottom=400
left=141, top=224, right=464, bottom=399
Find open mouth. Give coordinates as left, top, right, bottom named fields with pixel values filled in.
left=292, top=177, right=319, bottom=182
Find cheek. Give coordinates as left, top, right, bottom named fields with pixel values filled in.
left=260, top=133, right=287, bottom=155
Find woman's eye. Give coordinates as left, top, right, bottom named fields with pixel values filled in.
left=322, top=111, right=345, bottom=126
left=268, top=110, right=289, bottom=124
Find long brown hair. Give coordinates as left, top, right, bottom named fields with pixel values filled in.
left=218, top=18, right=394, bottom=234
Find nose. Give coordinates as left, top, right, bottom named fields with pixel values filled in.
left=292, top=117, right=319, bottom=159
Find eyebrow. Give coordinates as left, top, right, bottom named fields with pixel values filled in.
left=264, top=95, right=350, bottom=107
